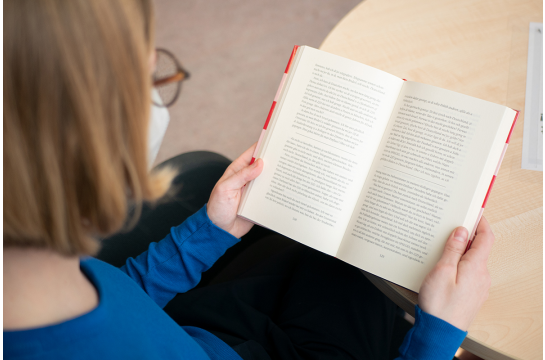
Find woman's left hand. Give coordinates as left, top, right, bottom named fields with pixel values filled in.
left=207, top=143, right=264, bottom=238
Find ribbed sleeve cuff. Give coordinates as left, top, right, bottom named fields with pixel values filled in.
left=170, top=204, right=240, bottom=246
left=398, top=305, right=467, bottom=360
left=168, top=204, right=241, bottom=271
left=122, top=204, right=241, bottom=308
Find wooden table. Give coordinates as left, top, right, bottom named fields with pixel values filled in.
left=320, top=0, right=543, bottom=359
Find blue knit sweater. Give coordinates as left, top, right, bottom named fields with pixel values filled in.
left=4, top=205, right=466, bottom=359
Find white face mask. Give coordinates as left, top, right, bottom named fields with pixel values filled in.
left=148, top=88, right=170, bottom=169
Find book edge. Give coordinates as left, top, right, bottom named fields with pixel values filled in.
left=464, top=109, right=520, bottom=251
left=238, top=45, right=301, bottom=216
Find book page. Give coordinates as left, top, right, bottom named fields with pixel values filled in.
left=337, top=81, right=516, bottom=291
left=239, top=46, right=404, bottom=256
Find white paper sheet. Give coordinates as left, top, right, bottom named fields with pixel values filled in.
left=521, top=22, right=543, bottom=171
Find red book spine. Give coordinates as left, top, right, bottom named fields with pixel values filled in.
left=465, top=110, right=520, bottom=252
left=250, top=45, right=299, bottom=165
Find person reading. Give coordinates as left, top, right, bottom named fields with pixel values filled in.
left=3, top=0, right=494, bottom=359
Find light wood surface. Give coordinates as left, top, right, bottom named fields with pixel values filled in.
left=320, top=0, right=543, bottom=359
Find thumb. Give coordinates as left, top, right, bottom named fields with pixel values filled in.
left=438, top=227, right=469, bottom=267
left=223, top=158, right=263, bottom=190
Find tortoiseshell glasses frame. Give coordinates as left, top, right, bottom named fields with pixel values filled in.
left=152, top=48, right=190, bottom=107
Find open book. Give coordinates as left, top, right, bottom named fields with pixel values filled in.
left=237, top=45, right=518, bottom=292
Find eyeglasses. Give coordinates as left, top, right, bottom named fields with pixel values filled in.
left=152, top=48, right=190, bottom=107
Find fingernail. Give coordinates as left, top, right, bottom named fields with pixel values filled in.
left=252, top=158, right=261, bottom=167
left=453, top=227, right=468, bottom=242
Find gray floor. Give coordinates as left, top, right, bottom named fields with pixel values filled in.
left=153, top=0, right=362, bottom=164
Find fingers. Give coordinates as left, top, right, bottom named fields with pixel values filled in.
left=220, top=158, right=263, bottom=191
left=225, top=143, right=258, bottom=176
left=438, top=226, right=469, bottom=268
left=464, top=217, right=495, bottom=263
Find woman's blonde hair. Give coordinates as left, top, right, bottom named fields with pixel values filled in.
left=4, top=0, right=173, bottom=256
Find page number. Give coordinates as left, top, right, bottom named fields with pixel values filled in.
left=292, top=217, right=297, bottom=221
left=380, top=254, right=385, bottom=258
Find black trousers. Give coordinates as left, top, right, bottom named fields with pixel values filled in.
left=97, top=151, right=397, bottom=360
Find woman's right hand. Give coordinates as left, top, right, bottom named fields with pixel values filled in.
left=418, top=217, right=494, bottom=331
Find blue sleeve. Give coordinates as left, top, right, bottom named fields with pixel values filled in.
left=395, top=305, right=467, bottom=360
left=120, top=204, right=240, bottom=308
